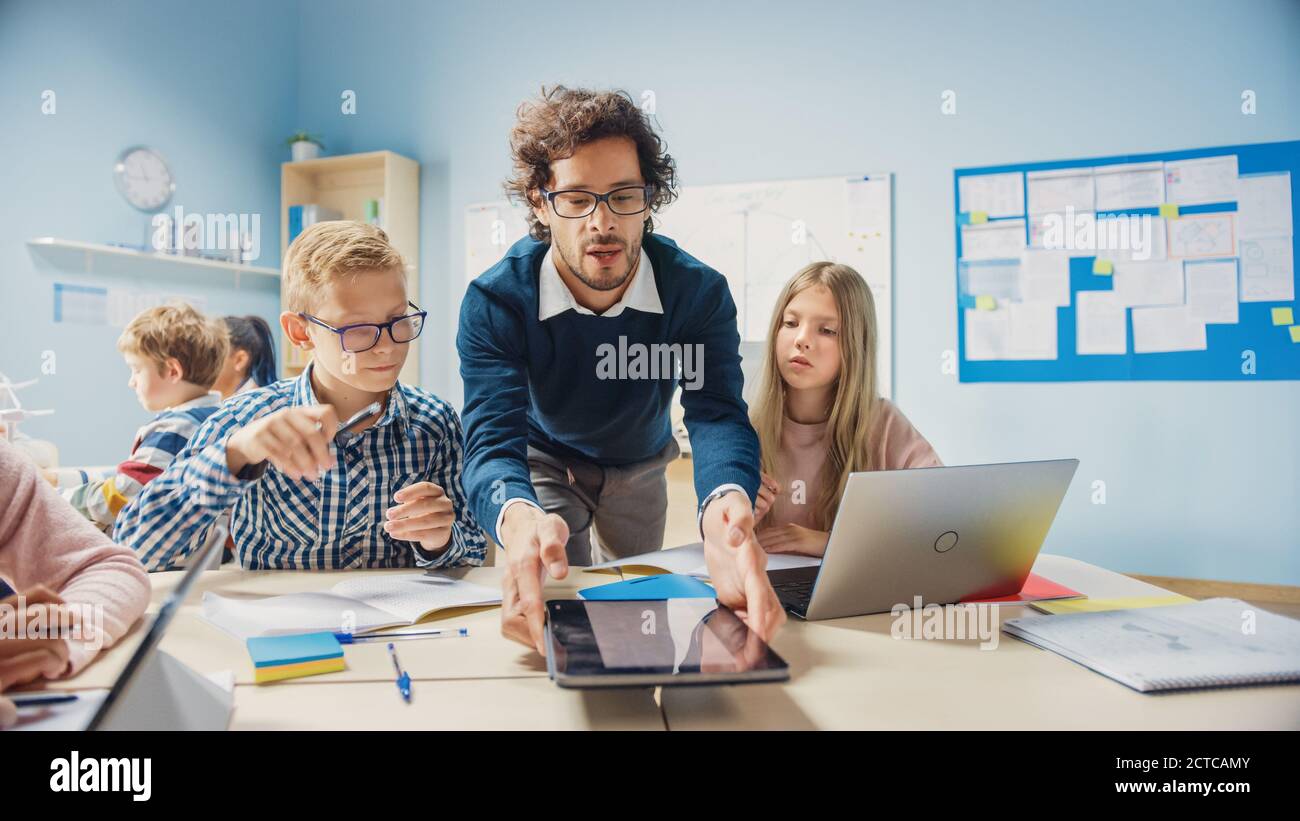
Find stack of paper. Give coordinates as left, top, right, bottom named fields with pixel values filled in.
left=247, top=632, right=345, bottom=684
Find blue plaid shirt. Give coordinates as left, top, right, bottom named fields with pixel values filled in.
left=114, top=364, right=487, bottom=571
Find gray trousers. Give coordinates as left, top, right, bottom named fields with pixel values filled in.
left=527, top=438, right=681, bottom=567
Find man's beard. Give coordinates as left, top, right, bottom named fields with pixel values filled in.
left=556, top=236, right=638, bottom=292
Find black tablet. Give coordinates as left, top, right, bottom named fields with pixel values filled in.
left=544, top=598, right=790, bottom=688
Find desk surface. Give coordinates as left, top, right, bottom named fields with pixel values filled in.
left=661, top=554, right=1300, bottom=730
left=51, top=567, right=597, bottom=689
left=228, top=678, right=664, bottom=731
left=43, top=553, right=1300, bottom=730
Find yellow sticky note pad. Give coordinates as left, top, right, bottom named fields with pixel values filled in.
left=969, top=211, right=989, bottom=224
left=253, top=656, right=346, bottom=684
left=1092, top=258, right=1113, bottom=275
left=1030, top=594, right=1194, bottom=615
left=1271, top=307, right=1294, bottom=326
left=1291, top=325, right=1300, bottom=343
left=975, top=295, right=996, bottom=311
left=1159, top=203, right=1179, bottom=219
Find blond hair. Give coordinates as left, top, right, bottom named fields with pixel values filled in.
left=282, top=221, right=406, bottom=312
left=751, top=262, right=880, bottom=531
left=117, top=302, right=229, bottom=389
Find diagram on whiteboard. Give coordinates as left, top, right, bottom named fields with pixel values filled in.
left=656, top=174, right=894, bottom=396
left=464, top=201, right=529, bottom=281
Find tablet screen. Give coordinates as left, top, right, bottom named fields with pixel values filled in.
left=546, top=598, right=789, bottom=686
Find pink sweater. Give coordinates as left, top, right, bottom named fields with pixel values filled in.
left=0, top=439, right=150, bottom=676
left=765, top=399, right=942, bottom=530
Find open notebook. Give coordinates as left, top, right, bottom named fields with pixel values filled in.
left=201, top=573, right=502, bottom=640
left=585, top=542, right=821, bottom=577
left=1003, top=597, right=1300, bottom=692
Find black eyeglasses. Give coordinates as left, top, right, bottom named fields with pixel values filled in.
left=540, top=185, right=653, bottom=219
left=299, top=301, right=427, bottom=353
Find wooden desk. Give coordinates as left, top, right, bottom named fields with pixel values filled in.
left=659, top=554, right=1300, bottom=730
left=38, top=566, right=664, bottom=730
left=41, top=553, right=1300, bottom=730
left=49, top=567, right=602, bottom=689
left=228, top=678, right=663, bottom=731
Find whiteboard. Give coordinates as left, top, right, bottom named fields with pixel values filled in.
left=464, top=173, right=894, bottom=396
left=464, top=201, right=529, bottom=282
left=656, top=174, right=893, bottom=396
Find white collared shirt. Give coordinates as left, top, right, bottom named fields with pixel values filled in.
left=537, top=244, right=663, bottom=321
left=497, top=242, right=746, bottom=549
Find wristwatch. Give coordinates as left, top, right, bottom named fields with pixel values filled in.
left=696, top=486, right=742, bottom=539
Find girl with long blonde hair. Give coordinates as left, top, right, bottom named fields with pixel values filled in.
left=751, top=262, right=941, bottom=556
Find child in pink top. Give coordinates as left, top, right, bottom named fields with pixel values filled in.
left=751, top=262, right=941, bottom=557
left=0, top=438, right=149, bottom=728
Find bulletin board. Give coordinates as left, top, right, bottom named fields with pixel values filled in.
left=953, top=140, right=1298, bottom=382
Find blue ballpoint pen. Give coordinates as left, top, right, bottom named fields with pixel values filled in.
left=388, top=643, right=411, bottom=703
left=11, top=693, right=80, bottom=707
left=334, top=627, right=469, bottom=644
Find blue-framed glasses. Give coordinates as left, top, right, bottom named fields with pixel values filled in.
left=299, top=301, right=427, bottom=353
left=540, top=184, right=653, bottom=218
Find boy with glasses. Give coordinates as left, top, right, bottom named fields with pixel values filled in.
left=116, top=221, right=486, bottom=572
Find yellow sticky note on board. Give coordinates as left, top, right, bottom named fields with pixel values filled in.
left=969, top=211, right=989, bottom=224
left=1030, top=594, right=1195, bottom=615
left=1159, top=203, right=1179, bottom=219
left=975, top=295, right=997, bottom=311
left=1272, top=307, right=1294, bottom=326
left=1092, top=258, right=1113, bottom=275
left=1290, top=325, right=1300, bottom=343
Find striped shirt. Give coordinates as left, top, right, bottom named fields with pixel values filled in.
left=64, top=393, right=222, bottom=532
left=113, top=364, right=488, bottom=572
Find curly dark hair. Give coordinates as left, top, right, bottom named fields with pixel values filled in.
left=505, top=86, right=678, bottom=242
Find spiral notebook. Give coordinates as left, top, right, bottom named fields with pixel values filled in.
left=1002, top=597, right=1300, bottom=692
left=201, top=573, right=501, bottom=640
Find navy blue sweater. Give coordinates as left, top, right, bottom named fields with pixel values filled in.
left=457, top=233, right=761, bottom=540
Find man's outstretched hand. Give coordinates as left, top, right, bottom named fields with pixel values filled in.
left=498, top=503, right=570, bottom=655
left=701, top=491, right=786, bottom=642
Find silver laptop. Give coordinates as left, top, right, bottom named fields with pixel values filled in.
left=768, top=459, right=1078, bottom=620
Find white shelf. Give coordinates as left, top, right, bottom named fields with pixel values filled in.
left=26, top=237, right=280, bottom=280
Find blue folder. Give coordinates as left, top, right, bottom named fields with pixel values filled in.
left=578, top=573, right=716, bottom=601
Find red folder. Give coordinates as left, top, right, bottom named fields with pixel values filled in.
left=961, top=573, right=1083, bottom=604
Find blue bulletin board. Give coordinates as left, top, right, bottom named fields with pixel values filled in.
left=954, top=140, right=1299, bottom=382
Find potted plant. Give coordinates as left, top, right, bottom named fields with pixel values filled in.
left=287, top=131, right=324, bottom=162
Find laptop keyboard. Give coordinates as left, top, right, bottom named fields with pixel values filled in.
left=772, top=577, right=815, bottom=616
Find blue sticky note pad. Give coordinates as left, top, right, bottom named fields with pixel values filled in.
left=246, top=632, right=344, bottom=668
left=579, top=574, right=716, bottom=601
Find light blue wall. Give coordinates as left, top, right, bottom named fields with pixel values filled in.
left=6, top=0, right=1298, bottom=584
left=0, top=0, right=297, bottom=464
left=294, top=0, right=1300, bottom=585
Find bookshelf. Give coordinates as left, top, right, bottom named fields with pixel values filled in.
left=280, top=150, right=420, bottom=385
